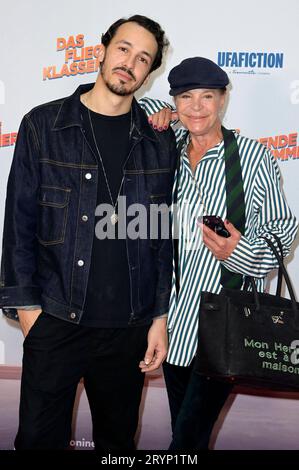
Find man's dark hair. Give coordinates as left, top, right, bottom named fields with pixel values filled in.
left=101, top=15, right=169, bottom=73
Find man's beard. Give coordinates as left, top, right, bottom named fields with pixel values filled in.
left=105, top=80, right=141, bottom=96
left=101, top=63, right=145, bottom=97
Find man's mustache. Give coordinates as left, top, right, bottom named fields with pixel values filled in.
left=113, top=66, right=136, bottom=81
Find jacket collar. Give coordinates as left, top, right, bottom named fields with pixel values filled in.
left=52, top=82, right=158, bottom=142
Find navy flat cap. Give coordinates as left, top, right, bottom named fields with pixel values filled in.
left=168, top=57, right=229, bottom=96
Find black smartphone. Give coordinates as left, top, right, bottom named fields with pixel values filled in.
left=199, top=215, right=231, bottom=238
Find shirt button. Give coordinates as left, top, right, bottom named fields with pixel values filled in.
left=70, top=312, right=76, bottom=320
left=81, top=215, right=88, bottom=222
left=77, top=260, right=84, bottom=267
left=85, top=173, right=92, bottom=180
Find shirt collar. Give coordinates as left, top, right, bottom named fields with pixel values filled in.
left=180, top=135, right=225, bottom=171
left=52, top=82, right=159, bottom=142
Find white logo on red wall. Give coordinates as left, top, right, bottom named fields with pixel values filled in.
left=43, top=34, right=101, bottom=80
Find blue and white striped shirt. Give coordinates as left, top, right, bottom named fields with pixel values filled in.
left=140, top=98, right=298, bottom=367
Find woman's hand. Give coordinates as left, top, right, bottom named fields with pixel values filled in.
left=148, top=108, right=178, bottom=131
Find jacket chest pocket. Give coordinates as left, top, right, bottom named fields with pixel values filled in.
left=146, top=168, right=172, bottom=197
left=37, top=186, right=71, bottom=246
left=125, top=168, right=172, bottom=196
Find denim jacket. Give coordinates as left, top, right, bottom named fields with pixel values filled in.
left=0, top=83, right=177, bottom=324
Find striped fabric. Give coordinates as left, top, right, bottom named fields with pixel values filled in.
left=139, top=98, right=298, bottom=367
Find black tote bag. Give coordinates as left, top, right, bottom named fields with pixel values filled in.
left=194, top=237, right=299, bottom=390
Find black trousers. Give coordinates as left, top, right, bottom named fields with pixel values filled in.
left=163, top=361, right=233, bottom=450
left=15, top=312, right=149, bottom=450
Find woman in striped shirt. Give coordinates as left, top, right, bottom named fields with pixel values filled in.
left=140, top=56, right=298, bottom=450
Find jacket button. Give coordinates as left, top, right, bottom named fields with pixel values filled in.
left=77, top=260, right=84, bottom=267
left=82, top=215, right=88, bottom=222
left=85, top=173, right=92, bottom=180
left=70, top=312, right=76, bottom=320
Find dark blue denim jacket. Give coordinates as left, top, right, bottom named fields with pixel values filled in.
left=0, top=83, right=177, bottom=324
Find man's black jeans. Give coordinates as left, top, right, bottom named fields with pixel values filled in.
left=15, top=312, right=149, bottom=450
left=163, top=360, right=233, bottom=450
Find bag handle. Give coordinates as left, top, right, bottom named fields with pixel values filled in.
left=244, top=233, right=284, bottom=296
left=262, top=236, right=298, bottom=307
left=271, top=233, right=284, bottom=296
left=245, top=235, right=298, bottom=326
left=173, top=134, right=188, bottom=295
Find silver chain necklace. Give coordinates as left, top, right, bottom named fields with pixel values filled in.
left=87, top=107, right=133, bottom=225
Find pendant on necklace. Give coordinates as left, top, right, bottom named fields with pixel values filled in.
left=111, top=212, right=118, bottom=225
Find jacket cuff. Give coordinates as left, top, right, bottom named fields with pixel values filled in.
left=0, top=286, right=42, bottom=321
left=5, top=305, right=42, bottom=310
left=153, top=313, right=168, bottom=319
left=153, top=290, right=171, bottom=318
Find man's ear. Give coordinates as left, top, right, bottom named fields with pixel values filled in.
left=98, top=44, right=106, bottom=64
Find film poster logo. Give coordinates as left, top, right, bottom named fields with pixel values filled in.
left=0, top=122, right=17, bottom=148
left=217, top=51, right=284, bottom=76
left=43, top=34, right=101, bottom=80
left=259, top=132, right=299, bottom=161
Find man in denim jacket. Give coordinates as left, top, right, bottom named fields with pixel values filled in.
left=0, top=15, right=177, bottom=450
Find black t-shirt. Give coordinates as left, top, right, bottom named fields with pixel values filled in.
left=80, top=103, right=132, bottom=327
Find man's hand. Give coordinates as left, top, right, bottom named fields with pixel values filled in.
left=148, top=108, right=178, bottom=131
left=199, top=219, right=241, bottom=260
left=139, top=317, right=168, bottom=372
left=17, top=308, right=43, bottom=338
